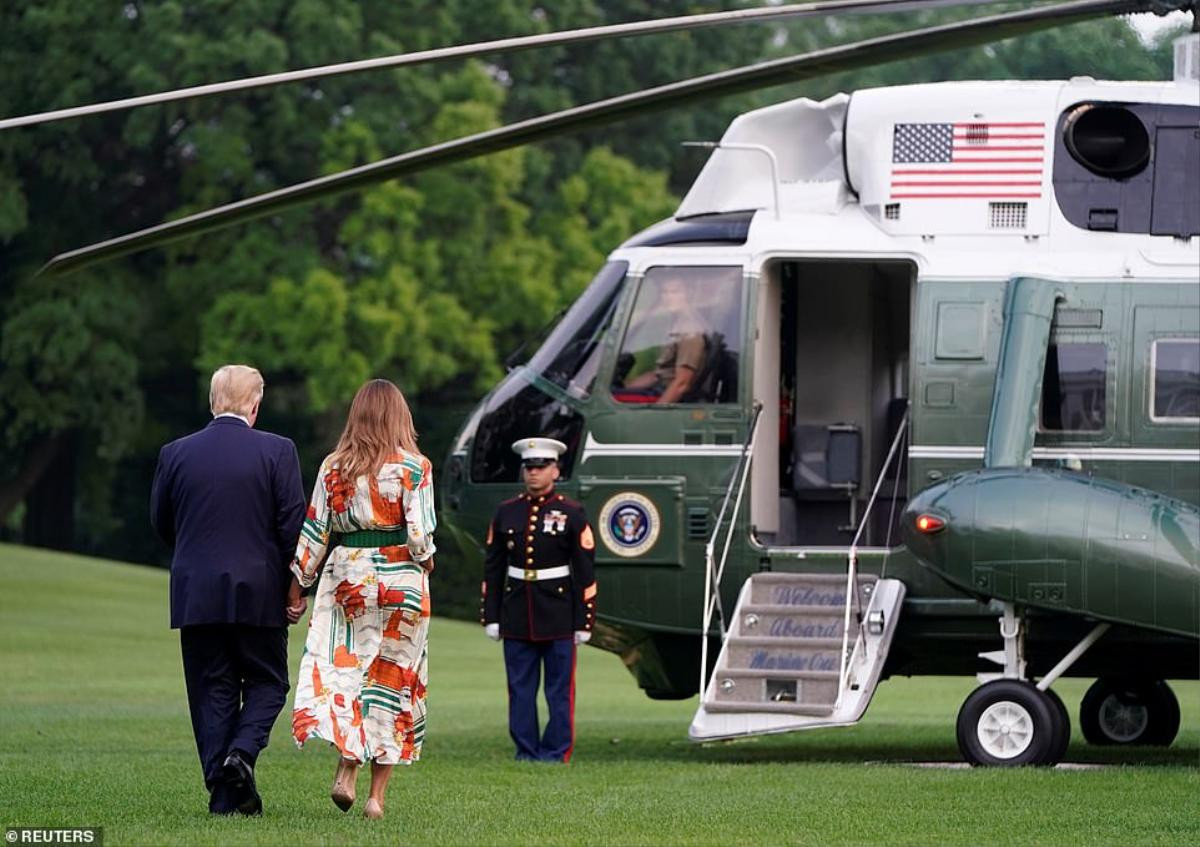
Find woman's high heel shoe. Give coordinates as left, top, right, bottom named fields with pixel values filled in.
left=330, top=757, right=359, bottom=812
left=363, top=798, right=384, bottom=820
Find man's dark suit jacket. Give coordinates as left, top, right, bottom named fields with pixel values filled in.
left=151, top=416, right=307, bottom=629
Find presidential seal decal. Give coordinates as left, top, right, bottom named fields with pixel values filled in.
left=598, top=492, right=660, bottom=557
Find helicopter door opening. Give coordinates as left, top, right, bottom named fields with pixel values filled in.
left=751, top=259, right=914, bottom=549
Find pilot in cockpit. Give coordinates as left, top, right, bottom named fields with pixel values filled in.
left=612, top=276, right=709, bottom=404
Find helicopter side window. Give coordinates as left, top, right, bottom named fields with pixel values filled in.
left=1040, top=342, right=1107, bottom=432
left=1151, top=339, right=1200, bottom=422
left=611, top=266, right=743, bottom=405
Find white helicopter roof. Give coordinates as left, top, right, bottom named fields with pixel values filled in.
left=651, top=77, right=1199, bottom=281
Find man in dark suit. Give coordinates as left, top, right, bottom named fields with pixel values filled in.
left=151, top=364, right=307, bottom=815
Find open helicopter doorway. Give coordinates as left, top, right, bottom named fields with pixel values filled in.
left=751, top=258, right=915, bottom=549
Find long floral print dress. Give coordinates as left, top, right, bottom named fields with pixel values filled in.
left=289, top=450, right=436, bottom=766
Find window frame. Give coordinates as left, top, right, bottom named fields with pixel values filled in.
left=1037, top=337, right=1112, bottom=436
left=608, top=264, right=747, bottom=408
left=1148, top=337, right=1200, bottom=425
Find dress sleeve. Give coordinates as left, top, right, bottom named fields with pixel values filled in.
left=404, top=456, right=437, bottom=564
left=291, top=458, right=332, bottom=588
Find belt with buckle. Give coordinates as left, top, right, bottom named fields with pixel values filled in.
left=507, top=565, right=570, bottom=581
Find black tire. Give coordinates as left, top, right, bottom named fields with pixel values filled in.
left=956, top=680, right=1057, bottom=767
left=1079, top=677, right=1180, bottom=747
left=1042, top=686, right=1071, bottom=764
left=1149, top=681, right=1181, bottom=746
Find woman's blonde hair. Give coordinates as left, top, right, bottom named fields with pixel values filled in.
left=329, top=379, right=420, bottom=480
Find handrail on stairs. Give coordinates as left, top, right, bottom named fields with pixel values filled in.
left=834, top=408, right=909, bottom=711
left=699, top=402, right=763, bottom=699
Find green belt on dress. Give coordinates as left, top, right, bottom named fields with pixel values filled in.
left=337, top=529, right=407, bottom=548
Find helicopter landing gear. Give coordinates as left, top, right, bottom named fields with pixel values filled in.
left=1079, top=678, right=1181, bottom=747
left=957, top=679, right=1063, bottom=766
left=957, top=605, right=1110, bottom=766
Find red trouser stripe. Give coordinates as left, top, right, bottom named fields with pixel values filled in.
left=563, top=643, right=577, bottom=764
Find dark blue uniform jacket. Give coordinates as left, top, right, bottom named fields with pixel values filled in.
left=481, top=490, right=597, bottom=640
left=150, top=416, right=306, bottom=629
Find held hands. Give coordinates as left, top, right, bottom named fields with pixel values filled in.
left=484, top=623, right=501, bottom=641
left=574, top=630, right=592, bottom=645
left=286, top=575, right=307, bottom=624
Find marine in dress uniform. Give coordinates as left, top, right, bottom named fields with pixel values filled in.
left=480, top=437, right=597, bottom=762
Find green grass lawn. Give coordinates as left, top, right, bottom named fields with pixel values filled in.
left=0, top=543, right=1196, bottom=846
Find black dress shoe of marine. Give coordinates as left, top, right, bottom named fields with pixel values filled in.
left=222, top=750, right=263, bottom=816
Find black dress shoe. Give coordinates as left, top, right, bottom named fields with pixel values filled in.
left=208, top=781, right=237, bottom=815
left=222, top=751, right=263, bottom=816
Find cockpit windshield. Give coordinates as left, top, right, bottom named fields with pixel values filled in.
left=525, top=261, right=628, bottom=399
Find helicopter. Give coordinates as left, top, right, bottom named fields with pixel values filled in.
left=20, top=0, right=1200, bottom=766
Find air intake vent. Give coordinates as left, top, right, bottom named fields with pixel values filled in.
left=1063, top=104, right=1150, bottom=178
left=884, top=203, right=900, bottom=220
left=989, top=202, right=1027, bottom=229
left=686, top=507, right=709, bottom=539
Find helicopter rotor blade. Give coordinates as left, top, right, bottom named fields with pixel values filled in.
left=1, top=0, right=1033, bottom=131
left=42, top=0, right=1176, bottom=277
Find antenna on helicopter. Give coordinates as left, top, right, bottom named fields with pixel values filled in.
left=683, top=142, right=782, bottom=220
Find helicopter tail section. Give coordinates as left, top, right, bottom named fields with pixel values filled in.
left=689, top=572, right=905, bottom=741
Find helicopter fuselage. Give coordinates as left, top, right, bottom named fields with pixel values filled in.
left=440, top=78, right=1200, bottom=699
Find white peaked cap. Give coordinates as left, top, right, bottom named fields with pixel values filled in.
left=511, top=437, right=568, bottom=462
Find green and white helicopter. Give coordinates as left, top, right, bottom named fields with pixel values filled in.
left=28, top=0, right=1200, bottom=766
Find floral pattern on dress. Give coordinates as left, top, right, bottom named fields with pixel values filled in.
left=290, top=451, right=435, bottom=765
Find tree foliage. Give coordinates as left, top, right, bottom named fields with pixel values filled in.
left=0, top=0, right=1183, bottom=570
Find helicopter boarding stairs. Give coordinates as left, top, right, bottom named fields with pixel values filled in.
left=689, top=407, right=907, bottom=741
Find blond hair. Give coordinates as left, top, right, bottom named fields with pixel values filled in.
left=329, top=379, right=420, bottom=480
left=209, top=365, right=264, bottom=417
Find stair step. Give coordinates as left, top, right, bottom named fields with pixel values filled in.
left=703, top=701, right=836, bottom=717
left=736, top=605, right=852, bottom=639
left=741, top=603, right=857, bottom=615
left=718, top=668, right=840, bottom=681
left=708, top=673, right=838, bottom=709
left=725, top=636, right=844, bottom=649
left=748, top=574, right=876, bottom=607
left=750, top=572, right=877, bottom=584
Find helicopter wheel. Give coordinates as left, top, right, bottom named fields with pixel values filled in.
left=1079, top=678, right=1180, bottom=747
left=956, top=680, right=1060, bottom=767
left=1041, top=686, right=1071, bottom=765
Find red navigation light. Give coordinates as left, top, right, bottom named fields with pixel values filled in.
left=915, top=514, right=946, bottom=534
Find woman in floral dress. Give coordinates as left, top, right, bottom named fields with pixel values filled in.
left=290, top=379, right=436, bottom=820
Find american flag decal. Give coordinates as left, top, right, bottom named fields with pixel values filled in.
left=891, top=122, right=1045, bottom=199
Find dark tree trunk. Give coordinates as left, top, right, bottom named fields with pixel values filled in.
left=22, top=434, right=77, bottom=550
left=0, top=434, right=66, bottom=527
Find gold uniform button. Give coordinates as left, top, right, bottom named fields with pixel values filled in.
left=526, top=558, right=534, bottom=565
left=526, top=546, right=533, bottom=553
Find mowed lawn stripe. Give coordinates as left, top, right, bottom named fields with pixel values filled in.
left=0, top=543, right=1196, bottom=846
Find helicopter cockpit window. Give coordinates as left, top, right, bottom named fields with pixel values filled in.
left=1151, top=339, right=1200, bottom=422
left=1040, top=342, right=1107, bottom=432
left=526, top=261, right=628, bottom=399
left=611, top=266, right=743, bottom=404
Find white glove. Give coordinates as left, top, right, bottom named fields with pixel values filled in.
left=485, top=623, right=501, bottom=641
left=574, top=630, right=592, bottom=645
